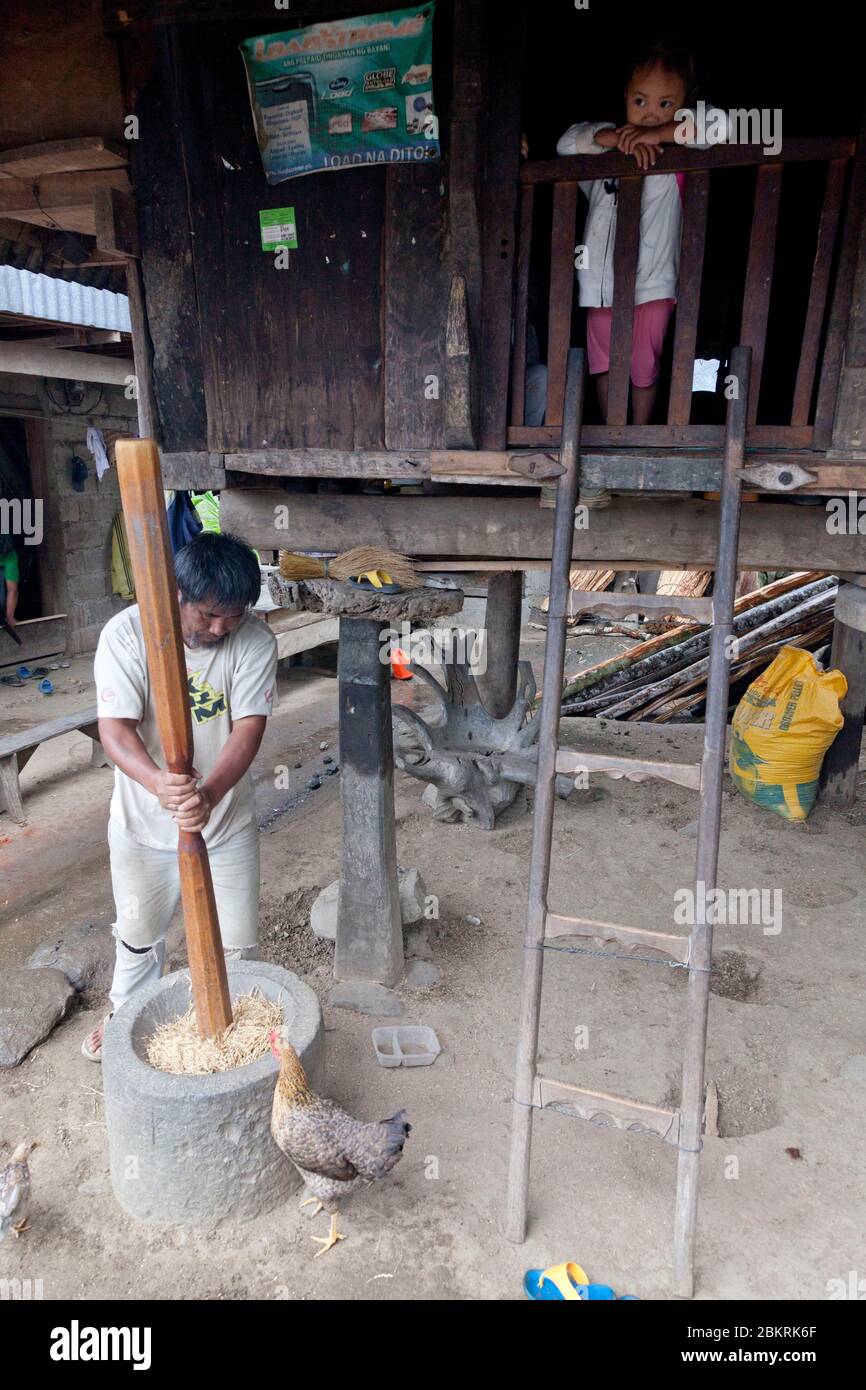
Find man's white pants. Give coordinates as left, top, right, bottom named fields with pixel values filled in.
left=107, top=819, right=260, bottom=1014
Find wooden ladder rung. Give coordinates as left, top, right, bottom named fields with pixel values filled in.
left=555, top=749, right=703, bottom=790
left=532, top=1076, right=681, bottom=1145
left=567, top=591, right=714, bottom=624
left=545, top=911, right=690, bottom=963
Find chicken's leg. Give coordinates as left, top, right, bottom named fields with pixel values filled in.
left=311, top=1212, right=345, bottom=1257
left=299, top=1195, right=324, bottom=1217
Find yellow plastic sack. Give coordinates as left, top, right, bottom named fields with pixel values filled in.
left=730, top=646, right=846, bottom=821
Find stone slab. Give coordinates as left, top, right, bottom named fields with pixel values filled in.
left=0, top=967, right=75, bottom=1067
left=403, top=960, right=442, bottom=990
left=291, top=578, right=464, bottom=622
left=330, top=981, right=403, bottom=1017
left=27, top=921, right=115, bottom=993
left=311, top=866, right=429, bottom=942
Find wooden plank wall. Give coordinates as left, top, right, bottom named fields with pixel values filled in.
left=125, top=24, right=208, bottom=451
left=478, top=7, right=526, bottom=448
left=382, top=0, right=454, bottom=450
left=176, top=17, right=386, bottom=453
left=383, top=163, right=449, bottom=450
left=828, top=111, right=866, bottom=454
left=122, top=0, right=521, bottom=460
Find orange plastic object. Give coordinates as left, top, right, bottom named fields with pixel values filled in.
left=391, top=647, right=413, bottom=680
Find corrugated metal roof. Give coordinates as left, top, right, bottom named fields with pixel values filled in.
left=0, top=230, right=127, bottom=294
left=0, top=265, right=131, bottom=331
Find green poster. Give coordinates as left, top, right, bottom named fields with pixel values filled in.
left=240, top=5, right=440, bottom=185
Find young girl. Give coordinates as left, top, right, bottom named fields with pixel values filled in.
left=557, top=39, right=727, bottom=447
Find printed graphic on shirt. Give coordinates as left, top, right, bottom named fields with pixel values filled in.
left=188, top=672, right=227, bottom=725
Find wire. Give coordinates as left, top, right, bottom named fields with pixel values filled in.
left=44, top=380, right=105, bottom=416
left=524, top=939, right=709, bottom=971
left=2, top=172, right=66, bottom=234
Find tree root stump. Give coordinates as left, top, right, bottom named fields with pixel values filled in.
left=393, top=660, right=573, bottom=829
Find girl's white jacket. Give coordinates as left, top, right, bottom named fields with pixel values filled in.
left=556, top=111, right=728, bottom=308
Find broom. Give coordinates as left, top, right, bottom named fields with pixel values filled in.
left=279, top=545, right=419, bottom=589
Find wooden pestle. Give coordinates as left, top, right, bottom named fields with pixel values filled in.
left=115, top=439, right=233, bottom=1038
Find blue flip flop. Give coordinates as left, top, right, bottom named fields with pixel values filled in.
left=523, top=1262, right=590, bottom=1300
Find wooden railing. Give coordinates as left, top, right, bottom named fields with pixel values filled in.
left=509, top=135, right=857, bottom=451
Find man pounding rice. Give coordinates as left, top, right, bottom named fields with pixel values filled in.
left=82, top=531, right=278, bottom=1061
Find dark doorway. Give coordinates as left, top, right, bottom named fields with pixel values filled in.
left=0, top=417, right=44, bottom=622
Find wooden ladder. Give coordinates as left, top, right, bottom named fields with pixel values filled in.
left=505, top=345, right=751, bottom=1298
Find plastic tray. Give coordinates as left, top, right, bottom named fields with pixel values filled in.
left=371, top=1025, right=441, bottom=1068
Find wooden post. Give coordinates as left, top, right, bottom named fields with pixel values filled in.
left=820, top=583, right=866, bottom=806
left=123, top=259, right=158, bottom=442
left=446, top=0, right=484, bottom=448
left=478, top=5, right=526, bottom=449
left=334, top=618, right=404, bottom=986
left=673, top=345, right=750, bottom=1299
left=477, top=571, right=523, bottom=719
left=816, top=109, right=866, bottom=449
left=445, top=275, right=474, bottom=448
left=94, top=181, right=158, bottom=443
left=115, top=439, right=232, bottom=1039
left=506, top=350, right=585, bottom=1245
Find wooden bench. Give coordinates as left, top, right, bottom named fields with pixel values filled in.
left=268, top=610, right=340, bottom=661
left=0, top=705, right=111, bottom=825
left=0, top=620, right=337, bottom=825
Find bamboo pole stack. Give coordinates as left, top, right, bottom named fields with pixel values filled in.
left=561, top=572, right=836, bottom=723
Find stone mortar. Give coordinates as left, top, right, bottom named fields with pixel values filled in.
left=102, top=960, right=324, bottom=1227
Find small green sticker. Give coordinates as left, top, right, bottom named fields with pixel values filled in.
left=259, top=207, right=297, bottom=250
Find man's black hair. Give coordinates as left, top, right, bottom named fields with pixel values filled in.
left=174, top=531, right=260, bottom=610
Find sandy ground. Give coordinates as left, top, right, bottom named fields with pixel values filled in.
left=1, top=630, right=865, bottom=1302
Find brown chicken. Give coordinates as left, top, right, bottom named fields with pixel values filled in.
left=269, top=1032, right=411, bottom=1256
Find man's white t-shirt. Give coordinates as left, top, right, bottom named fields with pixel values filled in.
left=94, top=606, right=278, bottom=850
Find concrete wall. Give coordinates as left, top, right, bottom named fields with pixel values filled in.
left=0, top=371, right=138, bottom=654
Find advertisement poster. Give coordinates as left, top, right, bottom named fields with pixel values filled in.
left=240, top=5, right=440, bottom=185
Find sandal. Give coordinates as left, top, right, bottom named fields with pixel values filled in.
left=81, top=1014, right=112, bottom=1063
left=346, top=571, right=403, bottom=593
left=523, top=1261, right=590, bottom=1300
